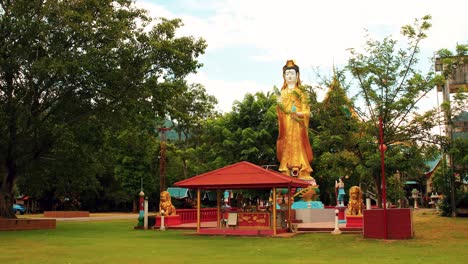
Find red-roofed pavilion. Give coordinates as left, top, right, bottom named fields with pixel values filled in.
left=174, top=161, right=310, bottom=235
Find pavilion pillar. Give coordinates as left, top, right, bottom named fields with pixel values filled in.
left=216, top=189, right=221, bottom=228
left=197, top=188, right=201, bottom=233
left=272, top=187, right=277, bottom=236
left=288, top=185, right=292, bottom=232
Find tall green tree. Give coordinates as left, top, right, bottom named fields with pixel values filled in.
left=0, top=0, right=206, bottom=218
left=310, top=72, right=361, bottom=205
left=433, top=44, right=467, bottom=216
left=166, top=82, right=218, bottom=179
left=186, top=92, right=278, bottom=174
left=346, top=15, right=442, bottom=206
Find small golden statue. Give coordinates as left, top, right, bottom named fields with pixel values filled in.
left=293, top=185, right=319, bottom=202
left=298, top=187, right=317, bottom=202
left=159, top=191, right=176, bottom=216
left=347, top=186, right=364, bottom=216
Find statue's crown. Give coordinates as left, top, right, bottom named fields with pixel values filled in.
left=285, top=60, right=296, bottom=67
left=283, top=59, right=299, bottom=73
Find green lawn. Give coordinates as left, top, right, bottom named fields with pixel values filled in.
left=1, top=210, right=467, bottom=264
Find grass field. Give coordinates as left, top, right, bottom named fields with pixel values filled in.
left=1, top=209, right=467, bottom=264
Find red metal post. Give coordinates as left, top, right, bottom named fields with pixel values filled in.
left=379, top=116, right=388, bottom=239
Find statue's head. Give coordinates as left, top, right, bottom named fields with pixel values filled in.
left=283, top=60, right=299, bottom=74
left=160, top=191, right=170, bottom=202
left=349, top=186, right=361, bottom=199
left=282, top=60, right=301, bottom=88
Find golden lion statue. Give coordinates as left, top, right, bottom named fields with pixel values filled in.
left=159, top=191, right=176, bottom=216
left=347, top=186, right=364, bottom=216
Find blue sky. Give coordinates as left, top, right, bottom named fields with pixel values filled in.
left=136, top=0, right=467, bottom=113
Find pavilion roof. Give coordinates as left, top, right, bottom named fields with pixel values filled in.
left=174, top=161, right=311, bottom=189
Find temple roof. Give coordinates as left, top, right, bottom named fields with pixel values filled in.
left=322, top=71, right=359, bottom=119
left=174, top=161, right=311, bottom=189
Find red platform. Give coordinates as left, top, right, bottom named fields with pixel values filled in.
left=363, top=208, right=414, bottom=239
left=154, top=215, right=182, bottom=227
left=346, top=215, right=363, bottom=227
left=199, top=228, right=287, bottom=236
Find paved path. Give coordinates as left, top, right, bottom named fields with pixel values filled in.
left=41, top=213, right=141, bottom=222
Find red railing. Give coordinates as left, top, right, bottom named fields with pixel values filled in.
left=177, top=208, right=238, bottom=223
left=177, top=208, right=217, bottom=223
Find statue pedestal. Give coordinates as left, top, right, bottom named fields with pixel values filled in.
left=346, top=215, right=363, bottom=228
left=154, top=215, right=181, bottom=227
left=336, top=206, right=346, bottom=224
left=294, top=208, right=334, bottom=223
left=291, top=201, right=324, bottom=209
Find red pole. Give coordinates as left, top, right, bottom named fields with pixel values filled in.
left=379, top=116, right=388, bottom=239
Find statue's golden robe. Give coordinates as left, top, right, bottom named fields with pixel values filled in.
left=277, top=86, right=313, bottom=179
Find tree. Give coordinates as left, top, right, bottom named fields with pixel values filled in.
left=0, top=1, right=206, bottom=218
left=185, top=92, right=278, bottom=174
left=434, top=44, right=467, bottom=216
left=346, top=15, right=441, bottom=207
left=310, top=71, right=361, bottom=205
left=168, top=82, right=218, bottom=142
left=166, top=82, right=218, bottom=179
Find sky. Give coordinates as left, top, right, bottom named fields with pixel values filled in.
left=136, top=0, right=468, bottom=113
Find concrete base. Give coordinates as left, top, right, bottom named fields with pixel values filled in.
left=331, top=228, right=342, bottom=235
left=295, top=208, right=334, bottom=223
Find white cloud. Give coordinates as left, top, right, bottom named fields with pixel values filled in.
left=136, top=0, right=468, bottom=112
left=136, top=1, right=174, bottom=20
left=186, top=72, right=272, bottom=113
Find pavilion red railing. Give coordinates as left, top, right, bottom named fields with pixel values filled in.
left=177, top=207, right=238, bottom=223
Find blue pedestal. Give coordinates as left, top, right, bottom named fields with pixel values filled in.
left=291, top=201, right=324, bottom=209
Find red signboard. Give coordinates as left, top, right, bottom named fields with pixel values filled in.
left=237, top=212, right=270, bottom=227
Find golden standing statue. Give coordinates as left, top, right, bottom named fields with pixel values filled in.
left=276, top=60, right=313, bottom=179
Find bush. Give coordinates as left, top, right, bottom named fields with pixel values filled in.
left=438, top=190, right=468, bottom=217
left=456, top=192, right=468, bottom=208
left=438, top=196, right=452, bottom=217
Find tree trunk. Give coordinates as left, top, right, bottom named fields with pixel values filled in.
left=132, top=199, right=137, bottom=213
left=0, top=192, right=16, bottom=219
left=182, top=158, right=188, bottom=179
left=0, top=160, right=17, bottom=218
left=374, top=176, right=382, bottom=208
left=0, top=71, right=18, bottom=219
